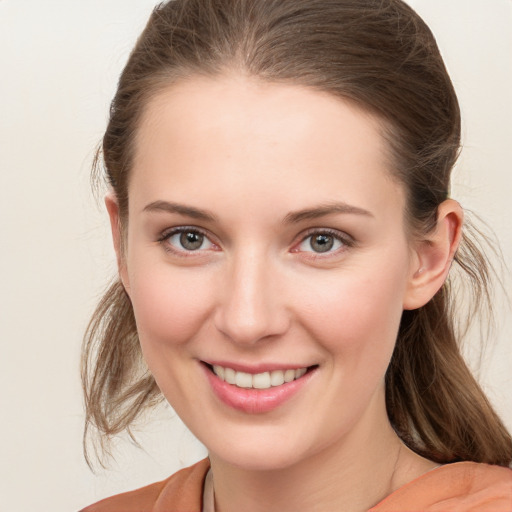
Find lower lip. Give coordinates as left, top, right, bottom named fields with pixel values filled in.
left=203, top=365, right=315, bottom=414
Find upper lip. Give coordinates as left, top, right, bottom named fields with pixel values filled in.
left=202, top=360, right=315, bottom=374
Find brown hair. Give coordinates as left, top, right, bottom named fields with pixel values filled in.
left=82, top=0, right=512, bottom=467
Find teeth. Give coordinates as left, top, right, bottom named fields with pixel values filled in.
left=252, top=372, right=270, bottom=389
left=235, top=371, right=253, bottom=388
left=224, top=367, right=236, bottom=385
left=270, top=370, right=285, bottom=387
left=212, top=365, right=309, bottom=389
left=284, top=369, right=295, bottom=383
left=296, top=368, right=307, bottom=378
left=213, top=365, right=225, bottom=381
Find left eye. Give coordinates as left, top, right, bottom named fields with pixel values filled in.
left=165, top=229, right=214, bottom=252
left=297, top=232, right=345, bottom=253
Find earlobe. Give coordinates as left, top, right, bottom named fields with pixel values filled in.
left=403, top=199, right=463, bottom=310
left=105, top=192, right=130, bottom=294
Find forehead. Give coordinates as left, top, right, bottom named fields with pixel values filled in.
left=130, top=75, right=404, bottom=222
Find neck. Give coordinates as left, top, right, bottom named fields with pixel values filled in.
left=208, top=393, right=437, bottom=512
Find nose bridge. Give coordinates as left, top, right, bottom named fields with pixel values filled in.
left=214, top=245, right=287, bottom=345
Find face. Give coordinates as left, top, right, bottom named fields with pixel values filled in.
left=116, top=75, right=420, bottom=471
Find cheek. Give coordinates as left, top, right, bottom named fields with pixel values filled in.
left=126, top=262, right=217, bottom=411
left=127, top=263, right=216, bottom=350
left=294, top=256, right=409, bottom=364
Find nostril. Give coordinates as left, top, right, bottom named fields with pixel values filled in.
left=213, top=304, right=291, bottom=346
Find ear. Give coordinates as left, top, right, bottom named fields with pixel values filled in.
left=403, top=199, right=463, bottom=310
left=105, top=192, right=130, bottom=294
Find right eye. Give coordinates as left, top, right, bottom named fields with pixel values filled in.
left=298, top=232, right=344, bottom=253
left=159, top=227, right=216, bottom=255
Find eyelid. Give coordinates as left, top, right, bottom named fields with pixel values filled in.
left=291, top=227, right=355, bottom=255
left=157, top=225, right=354, bottom=258
left=158, top=225, right=219, bottom=256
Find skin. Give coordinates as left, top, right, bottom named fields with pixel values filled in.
left=107, top=75, right=463, bottom=512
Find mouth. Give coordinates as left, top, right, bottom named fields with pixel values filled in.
left=202, top=362, right=318, bottom=413
left=209, top=364, right=310, bottom=389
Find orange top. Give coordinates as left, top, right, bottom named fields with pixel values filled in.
left=81, top=459, right=512, bottom=512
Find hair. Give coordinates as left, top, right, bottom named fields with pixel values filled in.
left=82, top=0, right=512, bottom=467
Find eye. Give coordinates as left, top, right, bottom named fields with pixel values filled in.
left=295, top=230, right=352, bottom=255
left=159, top=227, right=215, bottom=254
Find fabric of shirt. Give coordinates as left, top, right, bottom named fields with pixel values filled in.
left=80, top=458, right=512, bottom=512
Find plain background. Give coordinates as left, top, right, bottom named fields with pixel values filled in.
left=0, top=1, right=511, bottom=510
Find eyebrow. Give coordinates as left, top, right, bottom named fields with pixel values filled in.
left=143, top=200, right=217, bottom=222
left=283, top=202, right=373, bottom=224
left=142, top=200, right=372, bottom=224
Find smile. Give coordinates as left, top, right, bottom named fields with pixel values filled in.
left=212, top=365, right=308, bottom=389
left=203, top=363, right=317, bottom=414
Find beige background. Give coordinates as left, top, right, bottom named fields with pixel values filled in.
left=0, top=1, right=510, bottom=510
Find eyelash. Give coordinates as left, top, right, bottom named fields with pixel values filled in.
left=157, top=226, right=354, bottom=257
left=157, top=226, right=218, bottom=257
left=292, top=228, right=355, bottom=258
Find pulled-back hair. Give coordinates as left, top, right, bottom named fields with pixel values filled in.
left=82, top=0, right=512, bottom=467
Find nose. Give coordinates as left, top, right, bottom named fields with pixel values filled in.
left=214, top=250, right=290, bottom=345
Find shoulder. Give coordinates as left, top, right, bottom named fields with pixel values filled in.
left=79, top=458, right=210, bottom=512
left=371, top=462, right=512, bottom=511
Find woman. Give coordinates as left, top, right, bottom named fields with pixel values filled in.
left=81, top=0, right=512, bottom=510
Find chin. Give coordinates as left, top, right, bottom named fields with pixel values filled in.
left=204, top=425, right=321, bottom=472
left=214, top=447, right=306, bottom=472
